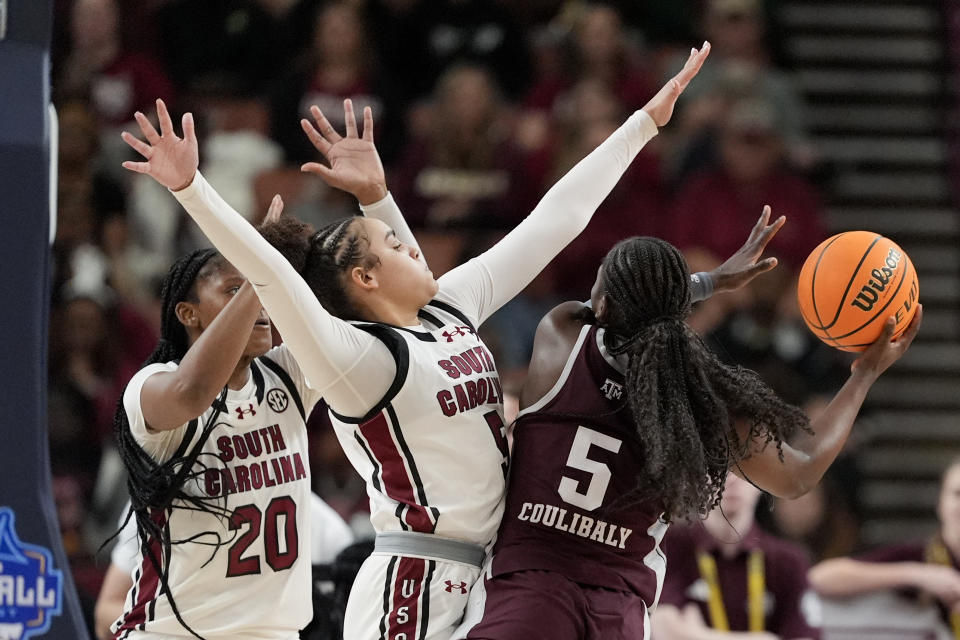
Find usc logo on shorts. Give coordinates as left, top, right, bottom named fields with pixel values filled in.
left=444, top=580, right=468, bottom=594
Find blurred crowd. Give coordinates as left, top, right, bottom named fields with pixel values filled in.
left=49, top=0, right=867, bottom=628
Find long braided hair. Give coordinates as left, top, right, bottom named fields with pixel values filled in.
left=597, top=237, right=810, bottom=522
left=259, top=215, right=380, bottom=319
left=113, top=248, right=233, bottom=639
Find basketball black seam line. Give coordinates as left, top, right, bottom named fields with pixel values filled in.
left=809, top=232, right=849, bottom=333
left=817, top=235, right=882, bottom=334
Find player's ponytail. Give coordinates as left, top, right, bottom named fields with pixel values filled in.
left=112, top=248, right=232, bottom=640
left=598, top=237, right=810, bottom=521
left=260, top=214, right=380, bottom=320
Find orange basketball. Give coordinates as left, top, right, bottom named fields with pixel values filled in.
left=797, top=231, right=919, bottom=352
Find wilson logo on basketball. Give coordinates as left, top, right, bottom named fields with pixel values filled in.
left=850, top=247, right=902, bottom=312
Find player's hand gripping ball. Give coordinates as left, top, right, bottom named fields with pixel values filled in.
left=797, top=231, right=919, bottom=352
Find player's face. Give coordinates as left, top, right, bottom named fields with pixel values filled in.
left=359, top=217, right=439, bottom=314
left=191, top=262, right=274, bottom=358
left=938, top=464, right=960, bottom=539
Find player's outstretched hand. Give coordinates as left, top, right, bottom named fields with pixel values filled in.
left=852, top=304, right=922, bottom=379
left=642, top=41, right=711, bottom=127
left=300, top=99, right=387, bottom=205
left=120, top=99, right=198, bottom=192
left=710, top=205, right=784, bottom=294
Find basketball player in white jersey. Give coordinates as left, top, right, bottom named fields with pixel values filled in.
left=120, top=43, right=712, bottom=640
left=96, top=493, right=353, bottom=639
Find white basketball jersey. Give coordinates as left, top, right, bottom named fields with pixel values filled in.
left=115, top=346, right=320, bottom=639
left=329, top=301, right=509, bottom=547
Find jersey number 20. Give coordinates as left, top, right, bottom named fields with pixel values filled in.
left=557, top=426, right=622, bottom=511
left=227, top=496, right=298, bottom=577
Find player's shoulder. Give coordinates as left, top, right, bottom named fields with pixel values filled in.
left=123, top=361, right=180, bottom=403
left=260, top=344, right=296, bottom=373
left=537, top=301, right=591, bottom=342
left=521, top=302, right=593, bottom=409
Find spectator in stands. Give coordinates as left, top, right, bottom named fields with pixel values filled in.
left=654, top=472, right=822, bottom=640
left=58, top=0, right=175, bottom=129
left=156, top=0, right=280, bottom=98
left=391, top=64, right=532, bottom=229
left=668, top=96, right=825, bottom=273
left=701, top=266, right=848, bottom=406
left=270, top=1, right=402, bottom=165
left=809, top=457, right=960, bottom=632
left=525, top=3, right=656, bottom=119
left=666, top=0, right=812, bottom=177
left=417, top=0, right=531, bottom=100
left=542, top=87, right=668, bottom=299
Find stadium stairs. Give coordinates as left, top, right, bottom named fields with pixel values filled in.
left=778, top=0, right=960, bottom=546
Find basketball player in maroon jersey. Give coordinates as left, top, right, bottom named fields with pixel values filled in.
left=455, top=224, right=922, bottom=639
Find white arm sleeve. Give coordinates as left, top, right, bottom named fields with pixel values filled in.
left=359, top=192, right=427, bottom=269
left=436, top=110, right=659, bottom=326
left=172, top=172, right=396, bottom=417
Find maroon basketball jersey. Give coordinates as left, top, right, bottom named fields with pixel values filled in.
left=491, top=324, right=669, bottom=604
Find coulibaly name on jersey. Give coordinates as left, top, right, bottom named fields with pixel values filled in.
left=517, top=501, right=634, bottom=550
left=435, top=345, right=504, bottom=417
left=204, top=424, right=308, bottom=496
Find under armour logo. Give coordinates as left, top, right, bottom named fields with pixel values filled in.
left=444, top=580, right=468, bottom=594
left=600, top=379, right=623, bottom=401
left=266, top=388, right=289, bottom=413
left=235, top=404, right=256, bottom=420
left=441, top=326, right=475, bottom=343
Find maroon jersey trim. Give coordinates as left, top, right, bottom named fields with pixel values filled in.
left=517, top=325, right=592, bottom=418
left=357, top=409, right=438, bottom=533
left=115, top=509, right=167, bottom=636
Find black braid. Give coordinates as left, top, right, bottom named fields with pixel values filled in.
left=259, top=214, right=380, bottom=320
left=111, top=248, right=233, bottom=640
left=598, top=237, right=811, bottom=522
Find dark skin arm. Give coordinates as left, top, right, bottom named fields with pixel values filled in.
left=136, top=199, right=286, bottom=433
left=733, top=307, right=922, bottom=498
left=139, top=281, right=263, bottom=432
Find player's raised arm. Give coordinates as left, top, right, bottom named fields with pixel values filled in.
left=734, top=307, right=922, bottom=498
left=300, top=99, right=426, bottom=268
left=437, top=43, right=711, bottom=326
left=121, top=99, right=396, bottom=416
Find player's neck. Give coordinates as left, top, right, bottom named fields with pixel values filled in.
left=227, top=357, right=254, bottom=390
left=357, top=299, right=420, bottom=328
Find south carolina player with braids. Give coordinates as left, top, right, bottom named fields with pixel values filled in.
left=120, top=45, right=712, bottom=640
left=110, top=197, right=332, bottom=639
left=453, top=230, right=922, bottom=639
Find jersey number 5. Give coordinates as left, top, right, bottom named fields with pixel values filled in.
left=227, top=496, right=298, bottom=577
left=557, top=426, right=622, bottom=511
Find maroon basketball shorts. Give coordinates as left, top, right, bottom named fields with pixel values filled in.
left=453, top=569, right=649, bottom=640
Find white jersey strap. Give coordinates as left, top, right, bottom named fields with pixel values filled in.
left=425, top=299, right=476, bottom=333
left=257, top=355, right=306, bottom=420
